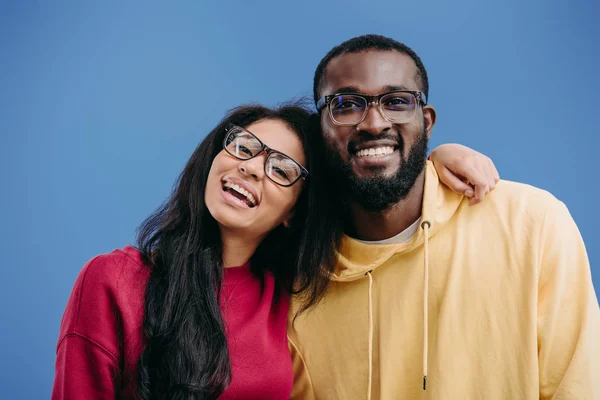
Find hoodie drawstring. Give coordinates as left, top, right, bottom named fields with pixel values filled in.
left=366, top=270, right=373, bottom=400
left=421, top=220, right=431, bottom=391
left=363, top=220, right=430, bottom=396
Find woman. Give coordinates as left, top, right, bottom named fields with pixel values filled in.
left=52, top=103, right=497, bottom=399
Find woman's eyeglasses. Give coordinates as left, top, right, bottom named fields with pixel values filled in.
left=223, top=125, right=309, bottom=187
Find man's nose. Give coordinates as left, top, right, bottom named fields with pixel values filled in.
left=356, top=103, right=392, bottom=136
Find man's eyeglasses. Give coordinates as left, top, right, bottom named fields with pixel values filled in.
left=223, top=125, right=309, bottom=187
left=316, top=90, right=427, bottom=126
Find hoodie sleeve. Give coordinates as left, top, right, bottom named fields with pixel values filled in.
left=288, top=333, right=316, bottom=400
left=537, top=200, right=600, bottom=400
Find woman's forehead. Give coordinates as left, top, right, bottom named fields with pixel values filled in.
left=245, top=119, right=306, bottom=163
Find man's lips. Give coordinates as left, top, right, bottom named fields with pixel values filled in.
left=347, top=140, right=402, bottom=169
left=352, top=150, right=399, bottom=168
left=351, top=139, right=399, bottom=154
left=355, top=145, right=396, bottom=158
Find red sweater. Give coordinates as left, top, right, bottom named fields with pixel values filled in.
left=52, top=246, right=293, bottom=399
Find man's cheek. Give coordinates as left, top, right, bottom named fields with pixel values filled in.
left=323, top=134, right=339, bottom=152
left=332, top=143, right=348, bottom=161
left=325, top=131, right=346, bottom=151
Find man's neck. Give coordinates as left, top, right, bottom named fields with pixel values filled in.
left=348, top=171, right=425, bottom=242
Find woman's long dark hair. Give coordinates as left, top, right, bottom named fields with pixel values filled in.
left=135, top=103, right=342, bottom=399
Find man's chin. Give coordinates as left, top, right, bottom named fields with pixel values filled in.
left=350, top=162, right=400, bottom=181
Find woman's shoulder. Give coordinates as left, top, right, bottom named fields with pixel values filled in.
left=74, top=246, right=150, bottom=295
left=78, top=245, right=150, bottom=289
left=58, top=246, right=151, bottom=346
left=55, top=246, right=152, bottom=384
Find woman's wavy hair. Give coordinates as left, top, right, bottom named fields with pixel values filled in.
left=135, top=103, right=342, bottom=399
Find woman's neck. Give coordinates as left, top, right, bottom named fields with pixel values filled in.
left=220, top=227, right=264, bottom=268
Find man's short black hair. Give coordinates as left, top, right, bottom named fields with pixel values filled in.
left=313, top=34, right=429, bottom=106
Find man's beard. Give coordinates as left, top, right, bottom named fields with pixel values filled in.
left=327, top=128, right=429, bottom=211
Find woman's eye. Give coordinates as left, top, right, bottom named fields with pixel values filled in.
left=272, top=166, right=290, bottom=180
left=234, top=142, right=254, bottom=156
left=239, top=145, right=252, bottom=156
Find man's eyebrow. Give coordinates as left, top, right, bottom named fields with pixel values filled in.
left=382, top=85, right=412, bottom=92
left=330, top=85, right=414, bottom=95
left=331, top=86, right=362, bottom=94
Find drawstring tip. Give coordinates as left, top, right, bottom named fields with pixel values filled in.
left=423, top=376, right=427, bottom=390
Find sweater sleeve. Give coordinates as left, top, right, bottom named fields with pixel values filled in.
left=52, top=255, right=125, bottom=400
left=52, top=334, right=118, bottom=399
left=537, top=201, right=600, bottom=399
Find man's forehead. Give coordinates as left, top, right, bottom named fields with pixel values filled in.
left=322, top=50, right=418, bottom=96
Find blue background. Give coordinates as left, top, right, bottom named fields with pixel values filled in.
left=1, top=0, right=598, bottom=397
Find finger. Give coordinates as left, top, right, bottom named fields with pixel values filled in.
left=453, top=161, right=489, bottom=189
left=469, top=155, right=495, bottom=190
left=453, top=162, right=490, bottom=204
left=488, top=157, right=500, bottom=182
left=469, top=184, right=491, bottom=206
left=482, top=158, right=496, bottom=190
left=474, top=180, right=488, bottom=203
left=469, top=195, right=481, bottom=206
left=437, top=166, right=473, bottom=196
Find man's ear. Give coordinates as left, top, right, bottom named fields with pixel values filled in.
left=423, top=105, right=437, bottom=139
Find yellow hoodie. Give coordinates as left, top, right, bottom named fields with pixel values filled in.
left=288, top=161, right=600, bottom=400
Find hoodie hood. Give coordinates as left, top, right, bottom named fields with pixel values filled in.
left=332, top=160, right=464, bottom=282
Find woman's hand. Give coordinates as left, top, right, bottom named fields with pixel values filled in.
left=430, top=144, right=500, bottom=206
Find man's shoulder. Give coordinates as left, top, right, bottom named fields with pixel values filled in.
left=494, top=179, right=557, bottom=201
left=486, top=179, right=564, bottom=217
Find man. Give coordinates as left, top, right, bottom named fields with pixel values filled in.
left=288, top=34, right=599, bottom=399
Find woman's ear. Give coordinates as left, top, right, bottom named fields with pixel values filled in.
left=282, top=206, right=296, bottom=229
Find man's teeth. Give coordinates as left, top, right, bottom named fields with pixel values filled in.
left=356, top=146, right=395, bottom=158
left=224, top=181, right=256, bottom=206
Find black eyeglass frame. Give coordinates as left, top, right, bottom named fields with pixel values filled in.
left=316, top=90, right=428, bottom=126
left=223, top=124, right=309, bottom=187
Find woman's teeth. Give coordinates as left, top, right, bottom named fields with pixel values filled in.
left=224, top=181, right=256, bottom=206
left=356, top=146, right=395, bottom=158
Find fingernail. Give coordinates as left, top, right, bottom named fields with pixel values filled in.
left=465, top=189, right=474, bottom=197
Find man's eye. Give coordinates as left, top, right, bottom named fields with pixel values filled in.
left=336, top=101, right=362, bottom=109
left=343, top=101, right=361, bottom=108
left=386, top=97, right=409, bottom=106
